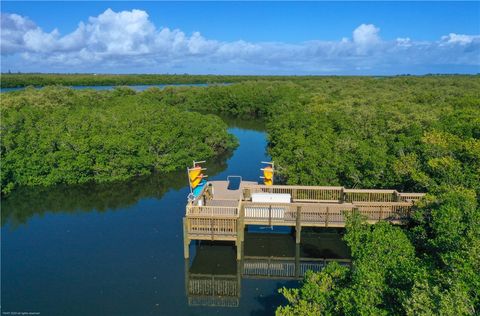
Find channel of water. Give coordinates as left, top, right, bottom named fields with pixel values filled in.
left=1, top=118, right=350, bottom=315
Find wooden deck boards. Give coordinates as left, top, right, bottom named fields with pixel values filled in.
left=205, top=199, right=238, bottom=207
left=210, top=180, right=257, bottom=201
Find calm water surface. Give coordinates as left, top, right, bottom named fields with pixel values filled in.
left=1, top=119, right=349, bottom=315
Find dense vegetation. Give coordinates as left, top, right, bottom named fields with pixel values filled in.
left=260, top=77, right=479, bottom=315
left=1, top=86, right=237, bottom=194
left=1, top=75, right=479, bottom=314
left=1, top=73, right=318, bottom=88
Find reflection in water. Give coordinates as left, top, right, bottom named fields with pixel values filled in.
left=1, top=149, right=233, bottom=229
left=215, top=115, right=267, bottom=132
left=185, top=229, right=351, bottom=308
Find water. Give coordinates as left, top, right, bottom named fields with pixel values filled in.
left=1, top=120, right=350, bottom=315
left=0, top=83, right=228, bottom=93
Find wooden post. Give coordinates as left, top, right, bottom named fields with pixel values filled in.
left=236, top=213, right=243, bottom=260
left=236, top=240, right=243, bottom=261
left=183, top=217, right=190, bottom=259
left=210, top=218, right=214, bottom=240
left=244, top=187, right=249, bottom=200
left=237, top=259, right=242, bottom=298
left=240, top=203, right=245, bottom=242
left=268, top=204, right=272, bottom=227
left=296, top=206, right=302, bottom=244
left=295, top=243, right=300, bottom=278
left=326, top=207, right=329, bottom=228
left=394, top=190, right=400, bottom=202
left=184, top=259, right=190, bottom=298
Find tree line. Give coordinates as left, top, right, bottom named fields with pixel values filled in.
left=1, top=73, right=329, bottom=88
left=1, top=86, right=237, bottom=194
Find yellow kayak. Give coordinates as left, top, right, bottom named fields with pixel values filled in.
left=264, top=178, right=273, bottom=186
left=263, top=166, right=273, bottom=180
left=191, top=175, right=203, bottom=188
left=189, top=167, right=202, bottom=182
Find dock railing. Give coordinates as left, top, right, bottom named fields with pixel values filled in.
left=243, top=185, right=425, bottom=204
left=243, top=185, right=344, bottom=202
left=186, top=205, right=238, bottom=217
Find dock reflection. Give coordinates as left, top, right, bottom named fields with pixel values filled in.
left=184, top=229, right=351, bottom=307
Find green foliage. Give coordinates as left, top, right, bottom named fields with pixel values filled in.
left=157, top=80, right=304, bottom=118
left=266, top=76, right=480, bottom=191
left=0, top=73, right=323, bottom=88
left=406, top=188, right=480, bottom=315
left=277, top=263, right=350, bottom=316
left=277, top=213, right=420, bottom=315
left=278, top=202, right=479, bottom=315
left=1, top=86, right=237, bottom=194
left=270, top=76, right=479, bottom=315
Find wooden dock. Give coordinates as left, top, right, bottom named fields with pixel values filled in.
left=183, top=181, right=425, bottom=260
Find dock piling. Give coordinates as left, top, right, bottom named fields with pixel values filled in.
left=183, top=217, right=190, bottom=259
left=296, top=206, right=302, bottom=244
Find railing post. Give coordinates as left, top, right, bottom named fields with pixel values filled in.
left=326, top=207, right=329, bottom=227
left=379, top=206, right=384, bottom=221
left=296, top=206, right=302, bottom=244
left=210, top=218, right=214, bottom=240
left=236, top=205, right=244, bottom=255
left=240, top=203, right=245, bottom=242
left=269, top=204, right=272, bottom=227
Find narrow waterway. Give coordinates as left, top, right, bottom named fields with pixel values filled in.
left=1, top=119, right=349, bottom=315
left=0, top=83, right=228, bottom=93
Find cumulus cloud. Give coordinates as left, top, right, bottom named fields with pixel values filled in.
left=441, top=33, right=480, bottom=45
left=1, top=13, right=38, bottom=54
left=353, top=24, right=380, bottom=44
left=1, top=9, right=479, bottom=74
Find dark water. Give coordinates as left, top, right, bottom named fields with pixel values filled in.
left=0, top=83, right=228, bottom=93
left=1, top=120, right=350, bottom=316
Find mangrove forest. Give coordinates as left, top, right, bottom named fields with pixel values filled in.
left=1, top=74, right=479, bottom=315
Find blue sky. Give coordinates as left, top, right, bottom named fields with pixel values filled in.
left=1, top=1, right=479, bottom=75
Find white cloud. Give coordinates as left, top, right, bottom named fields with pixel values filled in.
left=1, top=9, right=479, bottom=74
left=396, top=37, right=412, bottom=47
left=1, top=13, right=37, bottom=54
left=441, top=33, right=480, bottom=45
left=353, top=24, right=380, bottom=45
